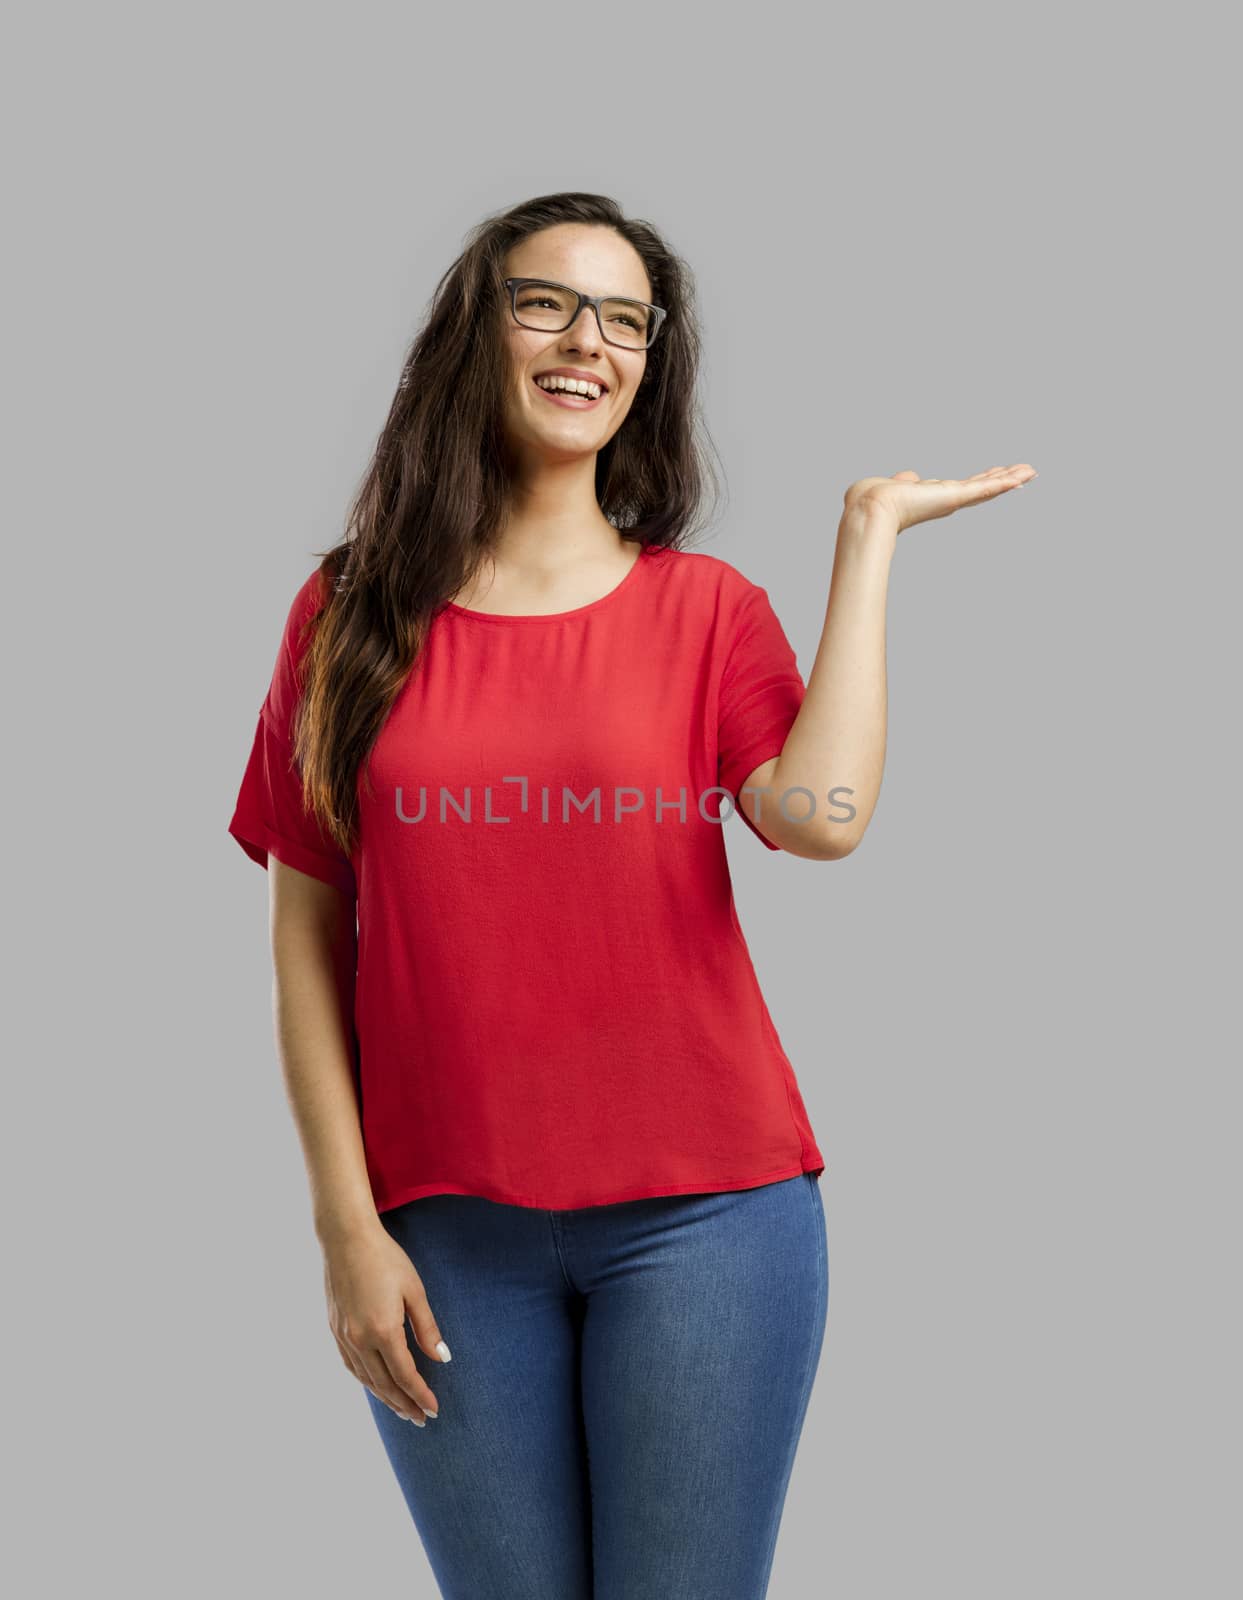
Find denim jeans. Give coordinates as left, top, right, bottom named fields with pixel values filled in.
left=366, top=1171, right=829, bottom=1599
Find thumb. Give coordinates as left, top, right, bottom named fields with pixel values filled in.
left=404, top=1281, right=453, bottom=1365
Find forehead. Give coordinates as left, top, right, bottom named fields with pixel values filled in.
left=506, top=225, right=650, bottom=301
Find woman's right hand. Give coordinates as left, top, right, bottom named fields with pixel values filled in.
left=322, top=1223, right=451, bottom=1425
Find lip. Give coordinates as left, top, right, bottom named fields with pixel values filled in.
left=531, top=375, right=606, bottom=409
left=534, top=366, right=609, bottom=392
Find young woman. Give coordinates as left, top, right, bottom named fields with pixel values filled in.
left=227, top=190, right=1035, bottom=1599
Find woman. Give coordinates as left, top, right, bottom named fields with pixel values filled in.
left=227, top=190, right=1035, bottom=1598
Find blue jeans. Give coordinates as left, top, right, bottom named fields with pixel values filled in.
left=366, top=1171, right=829, bottom=1599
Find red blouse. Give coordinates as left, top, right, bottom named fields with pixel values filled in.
left=228, top=543, right=826, bottom=1211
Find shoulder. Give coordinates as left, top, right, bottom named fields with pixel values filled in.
left=648, top=545, right=765, bottom=613
left=259, top=568, right=336, bottom=729
left=286, top=564, right=335, bottom=628
left=279, top=565, right=336, bottom=660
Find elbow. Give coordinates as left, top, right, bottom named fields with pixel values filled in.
left=799, top=823, right=864, bottom=861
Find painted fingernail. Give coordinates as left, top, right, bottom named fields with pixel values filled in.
left=436, top=1341, right=452, bottom=1363
left=423, top=1407, right=439, bottom=1420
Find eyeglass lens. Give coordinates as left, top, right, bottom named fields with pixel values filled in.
left=512, top=281, right=654, bottom=349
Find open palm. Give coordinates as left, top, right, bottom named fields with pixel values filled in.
left=844, top=463, right=1037, bottom=534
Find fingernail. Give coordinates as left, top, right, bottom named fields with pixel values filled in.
left=408, top=1414, right=426, bottom=1428
left=436, top=1341, right=452, bottom=1363
left=423, top=1407, right=439, bottom=1420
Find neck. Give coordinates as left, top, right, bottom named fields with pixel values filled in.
left=493, top=465, right=623, bottom=576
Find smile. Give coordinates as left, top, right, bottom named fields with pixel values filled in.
left=532, top=377, right=606, bottom=410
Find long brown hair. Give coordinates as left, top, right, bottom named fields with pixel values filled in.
left=294, top=191, right=724, bottom=857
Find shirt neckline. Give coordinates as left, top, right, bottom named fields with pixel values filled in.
left=442, top=542, right=653, bottom=623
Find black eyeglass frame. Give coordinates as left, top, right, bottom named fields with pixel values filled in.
left=503, top=277, right=667, bottom=350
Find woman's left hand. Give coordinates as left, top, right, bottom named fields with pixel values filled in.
left=843, top=463, right=1037, bottom=535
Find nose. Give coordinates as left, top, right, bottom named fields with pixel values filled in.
left=561, top=301, right=604, bottom=354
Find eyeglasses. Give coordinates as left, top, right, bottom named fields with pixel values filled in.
left=504, top=277, right=667, bottom=350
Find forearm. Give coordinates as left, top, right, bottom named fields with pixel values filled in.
left=271, top=904, right=379, bottom=1247
left=770, top=506, right=897, bottom=856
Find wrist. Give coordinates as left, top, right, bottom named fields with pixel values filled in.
left=839, top=501, right=899, bottom=544
left=314, top=1201, right=383, bottom=1249
left=838, top=504, right=899, bottom=558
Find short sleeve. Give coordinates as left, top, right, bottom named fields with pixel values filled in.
left=227, top=571, right=358, bottom=897
left=717, top=582, right=807, bottom=851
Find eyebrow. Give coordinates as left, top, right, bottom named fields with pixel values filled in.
left=524, top=277, right=651, bottom=304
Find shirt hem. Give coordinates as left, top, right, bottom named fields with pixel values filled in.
left=371, top=1153, right=827, bottom=1214
left=227, top=814, right=357, bottom=898
left=721, top=737, right=792, bottom=851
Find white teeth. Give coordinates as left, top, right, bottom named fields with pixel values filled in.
left=536, top=375, right=602, bottom=399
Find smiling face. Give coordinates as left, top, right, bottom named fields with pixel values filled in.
left=498, top=223, right=653, bottom=466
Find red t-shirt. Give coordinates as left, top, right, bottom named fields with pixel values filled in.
left=228, top=543, right=826, bottom=1211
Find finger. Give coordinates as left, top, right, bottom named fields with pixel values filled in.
left=405, top=1290, right=453, bottom=1370
left=333, top=1332, right=371, bottom=1389
left=964, top=474, right=1027, bottom=504
left=337, top=1337, right=425, bottom=1427
left=340, top=1317, right=430, bottom=1424
left=891, top=469, right=921, bottom=481
left=338, top=1344, right=422, bottom=1423
left=980, top=463, right=1037, bottom=490
left=376, top=1330, right=441, bottom=1419
left=358, top=1343, right=430, bottom=1425
left=963, top=464, right=1034, bottom=483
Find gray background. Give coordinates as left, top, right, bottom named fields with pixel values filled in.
left=7, top=2, right=1237, bottom=1595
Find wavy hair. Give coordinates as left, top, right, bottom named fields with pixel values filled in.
left=293, top=191, right=724, bottom=858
